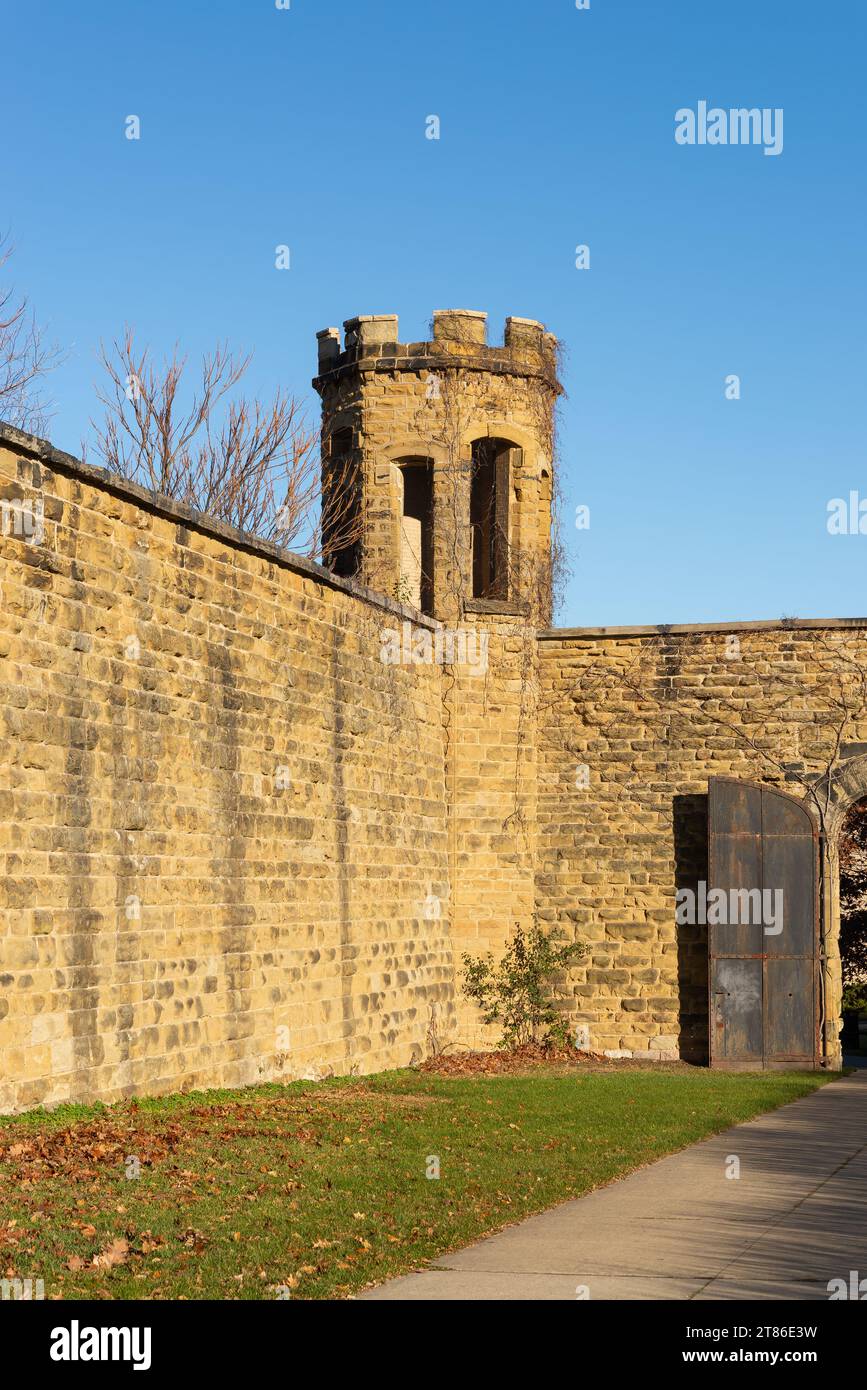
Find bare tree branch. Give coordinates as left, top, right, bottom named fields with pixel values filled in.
left=0, top=236, right=59, bottom=434
left=87, top=328, right=362, bottom=562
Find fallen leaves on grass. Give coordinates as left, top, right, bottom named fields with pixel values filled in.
left=180, top=1229, right=207, bottom=1254
left=0, top=1121, right=183, bottom=1183
left=419, top=1043, right=609, bottom=1076
left=92, top=1237, right=129, bottom=1270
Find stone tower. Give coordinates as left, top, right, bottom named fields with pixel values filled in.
left=312, top=310, right=561, bottom=623
left=313, top=311, right=562, bottom=1047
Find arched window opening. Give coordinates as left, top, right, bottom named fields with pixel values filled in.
left=470, top=438, right=517, bottom=599
left=322, top=427, right=361, bottom=578
left=398, top=458, right=434, bottom=614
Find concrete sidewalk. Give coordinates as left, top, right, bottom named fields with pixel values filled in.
left=361, top=1071, right=867, bottom=1301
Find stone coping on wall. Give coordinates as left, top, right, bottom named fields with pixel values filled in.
left=0, top=421, right=439, bottom=631
left=539, top=617, right=867, bottom=642
left=463, top=597, right=530, bottom=617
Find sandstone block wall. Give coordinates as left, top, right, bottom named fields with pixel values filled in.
left=0, top=427, right=453, bottom=1112
left=536, top=621, right=867, bottom=1063
left=448, top=608, right=539, bottom=1047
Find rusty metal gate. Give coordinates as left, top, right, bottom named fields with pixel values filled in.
left=708, top=778, right=820, bottom=1070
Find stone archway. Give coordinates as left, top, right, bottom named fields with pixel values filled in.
left=818, top=753, right=867, bottom=1068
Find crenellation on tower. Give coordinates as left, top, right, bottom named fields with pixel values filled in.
left=432, top=308, right=488, bottom=345
left=315, top=327, right=341, bottom=373
left=313, top=312, right=559, bottom=389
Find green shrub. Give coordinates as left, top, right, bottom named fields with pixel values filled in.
left=461, top=920, right=585, bottom=1049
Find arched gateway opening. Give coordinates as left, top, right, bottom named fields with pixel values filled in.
left=837, top=797, right=867, bottom=1057
left=818, top=753, right=867, bottom=1068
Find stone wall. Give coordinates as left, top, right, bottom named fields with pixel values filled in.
left=0, top=426, right=453, bottom=1112
left=536, top=620, right=867, bottom=1065
left=447, top=607, right=539, bottom=1046
left=3, top=414, right=866, bottom=1111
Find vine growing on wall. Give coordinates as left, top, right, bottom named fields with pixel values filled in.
left=565, top=627, right=867, bottom=834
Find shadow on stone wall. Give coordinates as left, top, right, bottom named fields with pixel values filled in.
left=673, top=793, right=709, bottom=1065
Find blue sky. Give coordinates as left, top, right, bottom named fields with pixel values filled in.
left=5, top=0, right=866, bottom=625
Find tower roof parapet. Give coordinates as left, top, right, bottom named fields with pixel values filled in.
left=313, top=310, right=561, bottom=393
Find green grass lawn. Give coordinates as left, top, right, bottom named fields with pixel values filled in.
left=0, top=1066, right=832, bottom=1300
